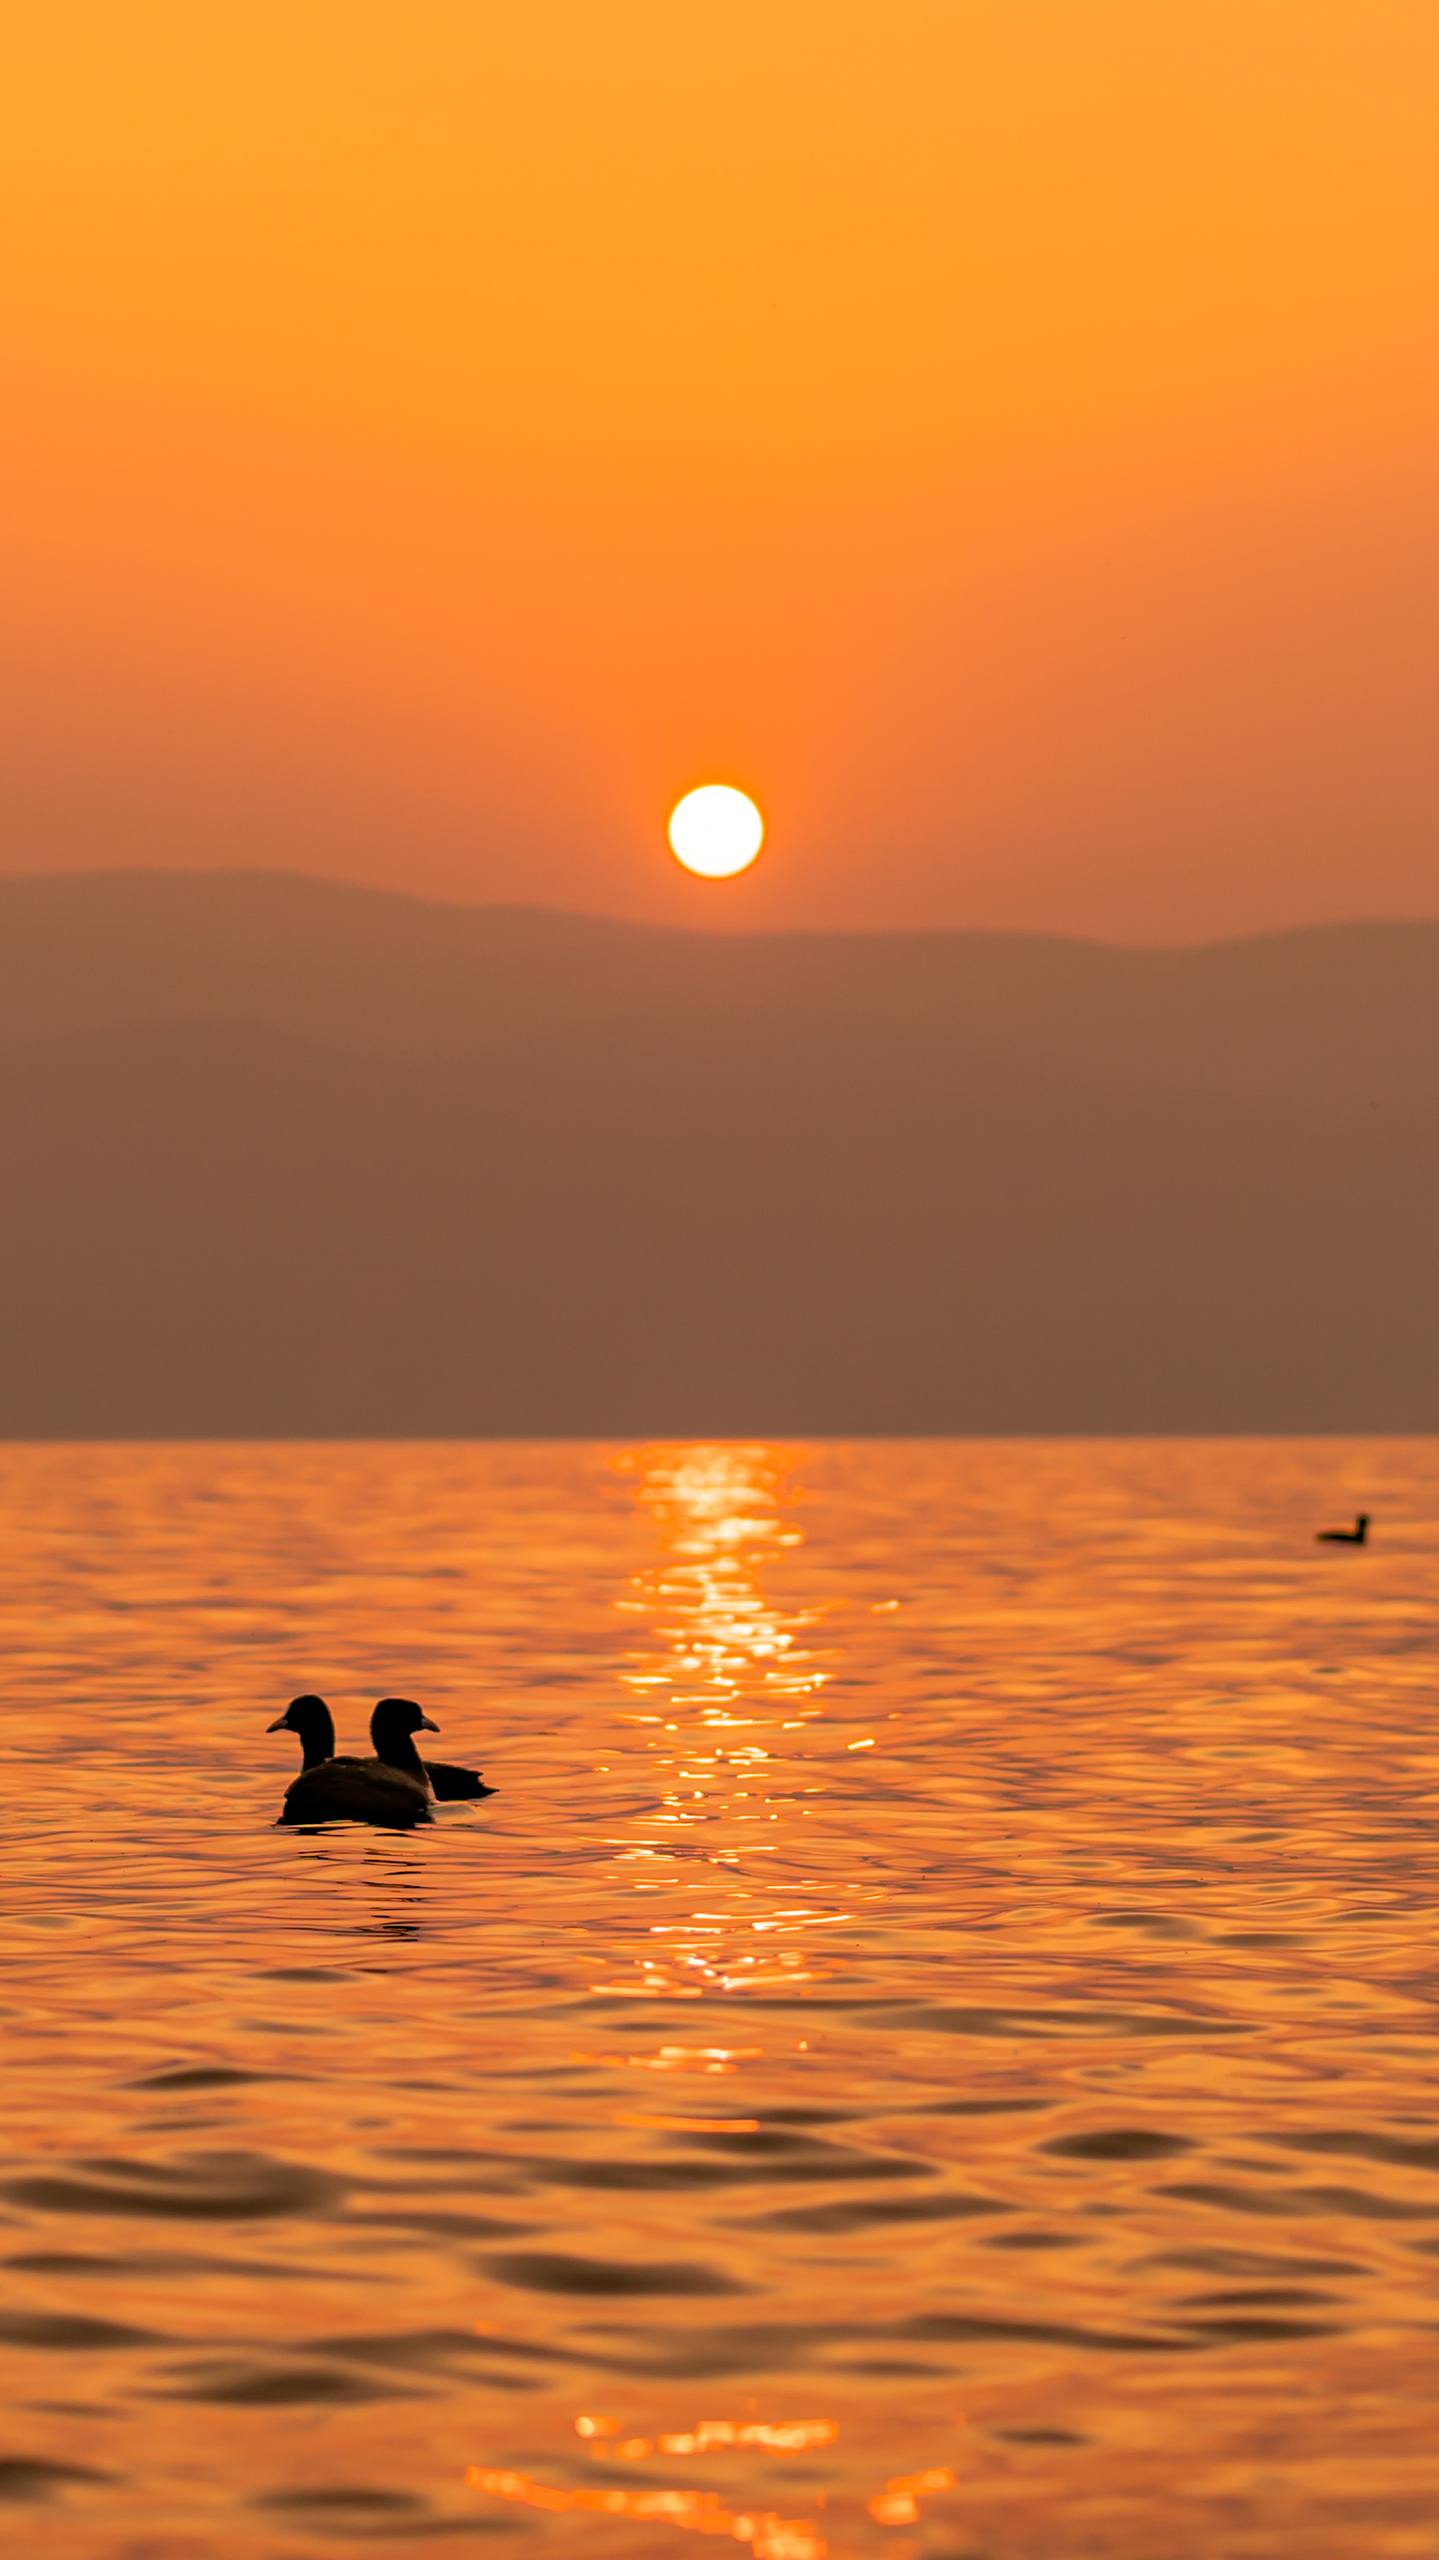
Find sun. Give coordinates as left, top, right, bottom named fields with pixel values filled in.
left=667, top=784, right=764, bottom=880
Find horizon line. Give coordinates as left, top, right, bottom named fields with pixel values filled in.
left=3, top=861, right=1439, bottom=958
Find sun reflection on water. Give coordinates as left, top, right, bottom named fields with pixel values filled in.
left=464, top=2420, right=960, bottom=2554
left=464, top=2461, right=831, bottom=2558
left=595, top=1444, right=840, bottom=2004
left=476, top=1448, right=968, bottom=2557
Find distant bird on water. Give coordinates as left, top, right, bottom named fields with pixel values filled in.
left=266, top=1694, right=493, bottom=1826
left=1316, top=1513, right=1370, bottom=1545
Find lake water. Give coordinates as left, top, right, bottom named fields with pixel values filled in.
left=4, top=1437, right=1439, bottom=2560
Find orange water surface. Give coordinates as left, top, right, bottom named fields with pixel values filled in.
left=2, top=1437, right=1438, bottom=2559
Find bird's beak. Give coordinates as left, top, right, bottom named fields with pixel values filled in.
left=266, top=1714, right=288, bottom=1732
left=419, top=1714, right=439, bottom=1733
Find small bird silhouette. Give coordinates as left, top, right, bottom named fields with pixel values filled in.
left=267, top=1693, right=494, bottom=1808
left=268, top=1694, right=435, bottom=1827
left=370, top=1698, right=495, bottom=1800
left=1316, top=1512, right=1370, bottom=1545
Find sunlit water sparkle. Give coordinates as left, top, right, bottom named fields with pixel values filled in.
left=3, top=1437, right=1439, bottom=2558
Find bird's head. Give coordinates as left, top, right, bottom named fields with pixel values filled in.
left=266, top=1694, right=337, bottom=1768
left=371, top=1696, right=439, bottom=1746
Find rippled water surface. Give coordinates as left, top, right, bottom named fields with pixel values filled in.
left=5, top=1437, right=1439, bottom=2559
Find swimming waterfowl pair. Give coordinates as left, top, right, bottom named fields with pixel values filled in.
left=268, top=1695, right=494, bottom=1828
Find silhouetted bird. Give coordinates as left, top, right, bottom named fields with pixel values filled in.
left=268, top=1693, right=345, bottom=1773
left=1316, top=1513, right=1370, bottom=1545
left=268, top=1692, right=494, bottom=1809
left=267, top=1692, right=434, bottom=1827
left=370, top=1697, right=495, bottom=1800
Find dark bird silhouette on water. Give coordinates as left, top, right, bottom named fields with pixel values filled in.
left=1316, top=1513, right=1370, bottom=1545
left=370, top=1697, right=495, bottom=1800
left=266, top=1694, right=493, bottom=1826
left=268, top=1693, right=433, bottom=1826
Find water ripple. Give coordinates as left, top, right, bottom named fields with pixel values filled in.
left=3, top=1434, right=1439, bottom=2555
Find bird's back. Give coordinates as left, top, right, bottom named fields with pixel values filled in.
left=425, top=1759, right=496, bottom=1802
left=280, top=1756, right=433, bottom=1828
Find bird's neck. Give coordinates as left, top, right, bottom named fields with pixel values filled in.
left=379, top=1731, right=426, bottom=1781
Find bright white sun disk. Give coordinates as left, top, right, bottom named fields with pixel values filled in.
left=668, top=785, right=764, bottom=879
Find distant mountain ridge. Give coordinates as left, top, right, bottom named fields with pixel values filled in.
left=5, top=867, right=1439, bottom=1079
left=2, top=869, right=1436, bottom=1435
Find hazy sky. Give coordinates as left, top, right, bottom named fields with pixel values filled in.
left=6, top=2, right=1437, bottom=939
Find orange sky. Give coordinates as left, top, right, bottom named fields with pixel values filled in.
left=5, top=1, right=1437, bottom=938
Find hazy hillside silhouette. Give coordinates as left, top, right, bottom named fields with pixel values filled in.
left=3, top=870, right=1436, bottom=1435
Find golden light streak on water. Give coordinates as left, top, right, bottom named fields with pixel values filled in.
left=463, top=2462, right=830, bottom=2557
